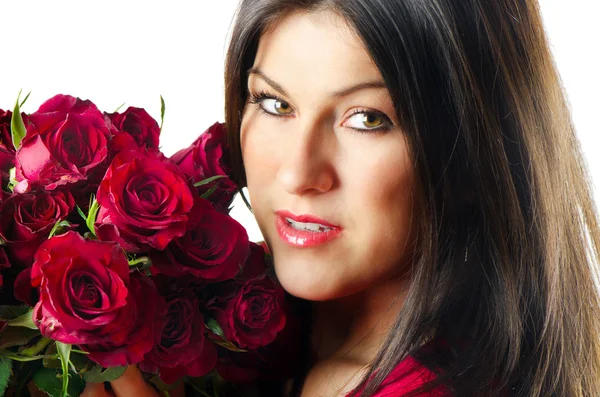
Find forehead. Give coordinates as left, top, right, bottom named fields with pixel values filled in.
left=251, top=10, right=383, bottom=89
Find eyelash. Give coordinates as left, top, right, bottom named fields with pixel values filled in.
left=248, top=90, right=285, bottom=120
left=247, top=90, right=394, bottom=133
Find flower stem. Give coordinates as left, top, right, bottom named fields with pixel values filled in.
left=20, top=337, right=52, bottom=357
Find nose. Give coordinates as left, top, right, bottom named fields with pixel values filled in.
left=276, top=121, right=336, bottom=195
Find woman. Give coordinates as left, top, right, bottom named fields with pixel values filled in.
left=86, top=0, right=600, bottom=396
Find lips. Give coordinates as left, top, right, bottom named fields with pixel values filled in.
left=274, top=210, right=342, bottom=248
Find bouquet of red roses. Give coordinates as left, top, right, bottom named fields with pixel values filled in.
left=0, top=93, right=296, bottom=397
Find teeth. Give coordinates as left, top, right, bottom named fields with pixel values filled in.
left=286, top=217, right=332, bottom=232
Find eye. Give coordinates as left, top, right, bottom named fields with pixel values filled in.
left=344, top=110, right=392, bottom=132
left=261, top=98, right=293, bottom=115
left=248, top=91, right=294, bottom=116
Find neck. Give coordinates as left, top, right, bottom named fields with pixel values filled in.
left=310, top=276, right=409, bottom=366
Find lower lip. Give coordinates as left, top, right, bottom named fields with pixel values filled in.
left=275, top=215, right=342, bottom=248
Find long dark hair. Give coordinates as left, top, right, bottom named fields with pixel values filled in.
left=224, top=0, right=600, bottom=396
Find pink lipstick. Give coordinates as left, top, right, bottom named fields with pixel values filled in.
left=275, top=210, right=342, bottom=248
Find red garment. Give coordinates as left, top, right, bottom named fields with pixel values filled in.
left=348, top=356, right=449, bottom=396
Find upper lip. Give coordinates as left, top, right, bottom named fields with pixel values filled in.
left=275, top=210, right=340, bottom=229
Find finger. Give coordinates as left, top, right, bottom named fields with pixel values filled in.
left=81, top=382, right=113, bottom=397
left=109, top=365, right=159, bottom=397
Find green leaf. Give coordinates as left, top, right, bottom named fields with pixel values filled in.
left=49, top=220, right=71, bottom=238
left=193, top=175, right=226, bottom=188
left=56, top=342, right=71, bottom=397
left=86, top=197, right=100, bottom=237
left=33, top=368, right=84, bottom=397
left=0, top=357, right=12, bottom=397
left=7, top=308, right=37, bottom=329
left=83, top=365, right=126, bottom=383
left=200, top=185, right=218, bottom=200
left=0, top=326, right=40, bottom=349
left=114, top=102, right=126, bottom=113
left=0, top=305, right=30, bottom=321
left=33, top=368, right=61, bottom=397
left=11, top=90, right=27, bottom=151
left=42, top=343, right=61, bottom=370
left=75, top=205, right=87, bottom=222
left=68, top=351, right=94, bottom=374
left=159, top=95, right=166, bottom=132
left=205, top=319, right=247, bottom=353
left=43, top=344, right=94, bottom=374
left=19, top=91, right=31, bottom=108
left=205, top=318, right=226, bottom=340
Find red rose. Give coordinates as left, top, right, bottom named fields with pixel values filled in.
left=105, top=107, right=160, bottom=152
left=209, top=274, right=287, bottom=349
left=0, top=190, right=74, bottom=266
left=170, top=122, right=237, bottom=213
left=32, top=232, right=130, bottom=344
left=95, top=150, right=195, bottom=252
left=151, top=197, right=249, bottom=281
left=239, top=242, right=270, bottom=280
left=15, top=95, right=110, bottom=191
left=31, top=233, right=166, bottom=366
left=80, top=275, right=167, bottom=367
left=14, top=268, right=38, bottom=306
left=216, top=303, right=303, bottom=383
left=140, top=282, right=217, bottom=384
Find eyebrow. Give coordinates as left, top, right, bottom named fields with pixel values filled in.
left=247, top=67, right=387, bottom=98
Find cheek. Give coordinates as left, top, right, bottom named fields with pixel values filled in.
left=240, top=110, right=281, bottom=185
left=240, top=112, right=280, bottom=224
left=347, top=143, right=417, bottom=266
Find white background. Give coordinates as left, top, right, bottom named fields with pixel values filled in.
left=0, top=1, right=598, bottom=242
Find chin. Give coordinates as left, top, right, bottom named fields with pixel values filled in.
left=272, top=258, right=360, bottom=302
left=279, top=281, right=335, bottom=301
left=272, top=258, right=338, bottom=301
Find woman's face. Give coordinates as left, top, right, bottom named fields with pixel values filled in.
left=240, top=11, right=417, bottom=301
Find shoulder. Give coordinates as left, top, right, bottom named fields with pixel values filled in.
left=367, top=355, right=451, bottom=397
